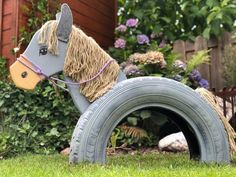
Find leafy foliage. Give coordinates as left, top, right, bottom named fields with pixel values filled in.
left=185, top=50, right=210, bottom=74
left=118, top=0, right=236, bottom=41
left=108, top=110, right=167, bottom=148
left=0, top=56, right=8, bottom=81
left=109, top=2, right=211, bottom=87
left=223, top=45, right=236, bottom=86
left=119, top=125, right=149, bottom=140
left=16, top=0, right=59, bottom=50
left=109, top=127, right=158, bottom=148
left=0, top=80, right=79, bottom=157
left=0, top=0, right=75, bottom=158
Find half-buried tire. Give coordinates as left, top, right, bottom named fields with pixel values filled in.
left=69, top=77, right=230, bottom=164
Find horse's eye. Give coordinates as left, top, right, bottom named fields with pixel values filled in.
left=21, top=71, right=28, bottom=78
left=39, top=46, right=48, bottom=56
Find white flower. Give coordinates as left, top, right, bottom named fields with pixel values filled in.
left=13, top=47, right=20, bottom=53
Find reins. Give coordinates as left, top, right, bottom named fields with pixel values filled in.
left=17, top=54, right=114, bottom=91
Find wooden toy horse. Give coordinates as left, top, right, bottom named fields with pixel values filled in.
left=10, top=4, right=231, bottom=164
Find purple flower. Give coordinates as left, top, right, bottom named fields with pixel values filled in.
left=126, top=18, right=138, bottom=27
left=117, top=25, right=127, bottom=32
left=120, top=61, right=144, bottom=76
left=189, top=69, right=202, bottom=82
left=137, top=34, right=150, bottom=44
left=198, top=79, right=209, bottom=89
left=114, top=38, right=126, bottom=49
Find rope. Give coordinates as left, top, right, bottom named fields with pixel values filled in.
left=196, top=88, right=236, bottom=155
left=17, top=54, right=114, bottom=86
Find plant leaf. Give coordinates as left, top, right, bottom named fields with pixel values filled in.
left=186, top=50, right=210, bottom=74
left=140, top=110, right=152, bottom=119
left=127, top=117, right=138, bottom=126
left=119, top=125, right=148, bottom=140
left=203, top=28, right=211, bottom=39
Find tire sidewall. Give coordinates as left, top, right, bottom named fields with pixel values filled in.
left=72, top=77, right=230, bottom=163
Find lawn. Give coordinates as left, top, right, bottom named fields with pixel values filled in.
left=1, top=153, right=236, bottom=177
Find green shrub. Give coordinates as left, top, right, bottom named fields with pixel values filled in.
left=19, top=0, right=59, bottom=47
left=118, top=0, right=236, bottom=41
left=0, top=56, right=8, bottom=81
left=0, top=0, right=77, bottom=158
left=0, top=79, right=79, bottom=157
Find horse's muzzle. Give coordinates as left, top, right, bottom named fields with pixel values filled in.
left=10, top=56, right=44, bottom=90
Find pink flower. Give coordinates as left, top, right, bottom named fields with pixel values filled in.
left=126, top=18, right=138, bottom=27
left=117, top=25, right=127, bottom=32
left=114, top=38, right=126, bottom=49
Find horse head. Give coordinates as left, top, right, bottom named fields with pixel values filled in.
left=10, top=4, right=73, bottom=90
left=10, top=4, right=122, bottom=102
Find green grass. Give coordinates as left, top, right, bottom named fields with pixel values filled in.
left=1, top=153, right=236, bottom=177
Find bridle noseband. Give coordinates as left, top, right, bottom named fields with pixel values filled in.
left=17, top=54, right=114, bottom=91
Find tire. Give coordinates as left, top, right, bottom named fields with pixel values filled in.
left=69, top=77, right=230, bottom=164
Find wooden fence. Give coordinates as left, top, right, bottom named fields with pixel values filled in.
left=173, top=33, right=236, bottom=90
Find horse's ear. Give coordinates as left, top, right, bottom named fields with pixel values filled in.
left=57, top=3, right=73, bottom=42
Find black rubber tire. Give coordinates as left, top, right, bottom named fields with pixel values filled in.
left=69, top=77, right=230, bottom=164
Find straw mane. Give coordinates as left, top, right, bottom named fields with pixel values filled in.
left=38, top=20, right=120, bottom=102
left=196, top=88, right=236, bottom=155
